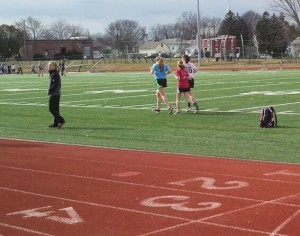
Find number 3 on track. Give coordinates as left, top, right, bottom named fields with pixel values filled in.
left=140, top=196, right=221, bottom=212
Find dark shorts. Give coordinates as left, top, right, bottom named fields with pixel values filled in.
left=177, top=87, right=191, bottom=93
left=189, top=78, right=194, bottom=88
left=155, top=79, right=167, bottom=88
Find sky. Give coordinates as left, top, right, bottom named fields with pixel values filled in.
left=1, top=0, right=273, bottom=35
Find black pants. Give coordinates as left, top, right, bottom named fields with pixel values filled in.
left=49, top=95, right=65, bottom=124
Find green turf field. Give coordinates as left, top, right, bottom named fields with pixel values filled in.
left=0, top=70, right=299, bottom=163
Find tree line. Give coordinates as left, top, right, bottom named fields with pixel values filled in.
left=1, top=0, right=300, bottom=59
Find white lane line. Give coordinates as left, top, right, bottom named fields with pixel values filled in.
left=0, top=186, right=189, bottom=222
left=138, top=193, right=300, bottom=236
left=2, top=148, right=300, bottom=186
left=269, top=209, right=300, bottom=236
left=0, top=222, right=54, bottom=236
left=113, top=172, right=141, bottom=177
left=0, top=164, right=262, bottom=203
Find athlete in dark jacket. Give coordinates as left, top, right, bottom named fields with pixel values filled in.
left=48, top=61, right=65, bottom=128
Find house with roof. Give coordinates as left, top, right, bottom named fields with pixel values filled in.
left=290, top=37, right=300, bottom=57
left=138, top=38, right=192, bottom=56
left=161, top=38, right=192, bottom=54
left=138, top=41, right=170, bottom=55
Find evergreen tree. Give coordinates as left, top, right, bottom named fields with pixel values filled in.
left=218, top=11, right=250, bottom=48
left=256, top=12, right=290, bottom=56
left=218, top=11, right=237, bottom=36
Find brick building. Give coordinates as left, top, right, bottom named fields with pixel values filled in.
left=202, top=35, right=237, bottom=58
left=20, top=38, right=94, bottom=60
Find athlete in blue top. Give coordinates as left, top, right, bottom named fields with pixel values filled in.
left=150, top=56, right=173, bottom=114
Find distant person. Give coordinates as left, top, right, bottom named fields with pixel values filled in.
left=11, top=63, right=16, bottom=74
left=182, top=54, right=199, bottom=111
left=174, top=60, right=200, bottom=115
left=150, top=56, right=173, bottom=114
left=31, top=64, right=36, bottom=74
left=38, top=61, right=44, bottom=77
left=17, top=64, right=23, bottom=74
left=48, top=61, right=65, bottom=128
left=59, top=60, right=66, bottom=76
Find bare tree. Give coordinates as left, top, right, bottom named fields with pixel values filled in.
left=15, top=17, right=46, bottom=40
left=209, top=17, right=222, bottom=37
left=242, top=10, right=262, bottom=34
left=69, top=25, right=86, bottom=38
left=148, top=24, right=176, bottom=41
left=175, top=11, right=198, bottom=39
left=49, top=19, right=72, bottom=40
left=271, top=0, right=300, bottom=27
left=105, top=20, right=146, bottom=53
left=175, top=12, right=221, bottom=39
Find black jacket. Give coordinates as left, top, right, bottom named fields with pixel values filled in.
left=48, top=70, right=61, bottom=96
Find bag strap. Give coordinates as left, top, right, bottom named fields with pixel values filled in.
left=270, top=107, right=278, bottom=127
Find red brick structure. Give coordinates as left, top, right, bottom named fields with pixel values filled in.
left=202, top=35, right=237, bottom=58
left=190, top=35, right=237, bottom=58
left=20, top=38, right=94, bottom=60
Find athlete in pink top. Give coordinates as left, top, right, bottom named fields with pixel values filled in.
left=174, top=61, right=200, bottom=115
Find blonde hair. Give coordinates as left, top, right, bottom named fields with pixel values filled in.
left=155, top=56, right=164, bottom=65
left=48, top=61, right=60, bottom=72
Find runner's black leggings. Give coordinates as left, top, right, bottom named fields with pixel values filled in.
left=49, top=95, right=65, bottom=124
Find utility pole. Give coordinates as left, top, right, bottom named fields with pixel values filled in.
left=196, top=0, right=201, bottom=68
left=23, top=19, right=26, bottom=60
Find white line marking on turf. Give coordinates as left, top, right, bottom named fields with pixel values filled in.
left=269, top=209, right=300, bottom=236
left=0, top=222, right=54, bottom=236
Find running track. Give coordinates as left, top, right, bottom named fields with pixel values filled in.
left=0, top=138, right=299, bottom=236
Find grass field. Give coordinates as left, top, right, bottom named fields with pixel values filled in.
left=0, top=70, right=299, bottom=163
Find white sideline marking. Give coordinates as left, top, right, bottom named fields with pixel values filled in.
left=269, top=209, right=300, bottom=236
left=113, top=171, right=141, bottom=177
left=0, top=222, right=54, bottom=236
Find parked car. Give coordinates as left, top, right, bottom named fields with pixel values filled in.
left=259, top=54, right=273, bottom=59
left=145, top=53, right=171, bottom=59
left=145, top=53, right=159, bottom=59
left=173, top=53, right=183, bottom=58
left=159, top=53, right=171, bottom=58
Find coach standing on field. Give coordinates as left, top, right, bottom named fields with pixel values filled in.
left=48, top=61, right=65, bottom=129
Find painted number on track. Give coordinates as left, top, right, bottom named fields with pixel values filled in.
left=140, top=195, right=221, bottom=212
left=169, top=177, right=249, bottom=190
left=7, top=206, right=83, bottom=225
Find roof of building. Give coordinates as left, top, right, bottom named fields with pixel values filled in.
left=291, top=37, right=300, bottom=45
left=139, top=41, right=162, bottom=49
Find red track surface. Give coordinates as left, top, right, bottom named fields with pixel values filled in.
left=0, top=138, right=299, bottom=236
